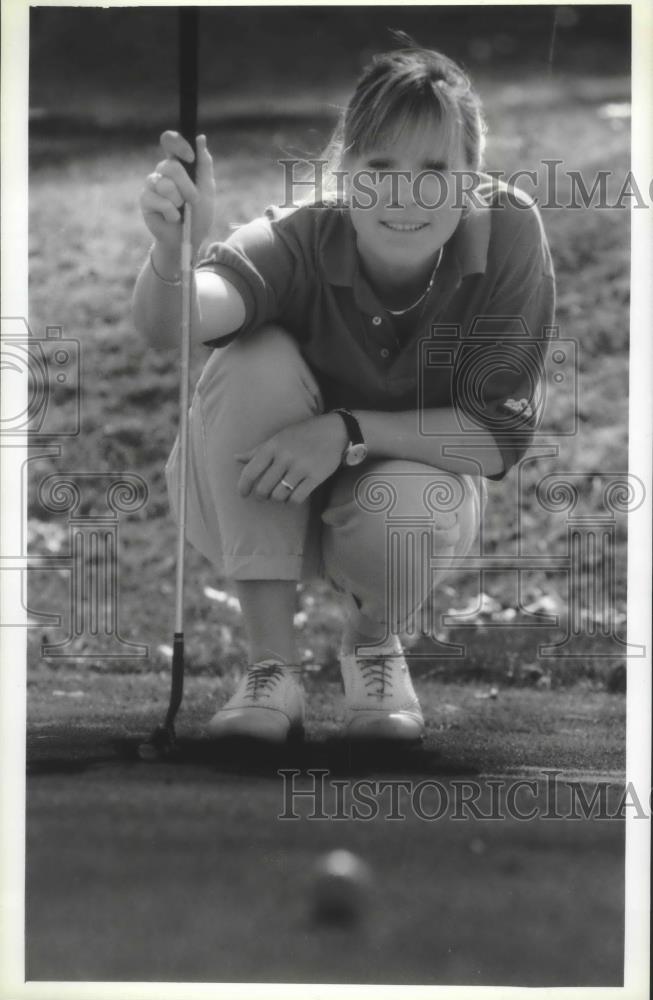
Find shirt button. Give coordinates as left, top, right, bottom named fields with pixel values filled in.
left=380, top=348, right=390, bottom=359
left=372, top=316, right=382, bottom=326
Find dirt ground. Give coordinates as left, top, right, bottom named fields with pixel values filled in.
left=25, top=669, right=626, bottom=987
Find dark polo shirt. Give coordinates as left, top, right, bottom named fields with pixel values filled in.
left=197, top=176, right=555, bottom=480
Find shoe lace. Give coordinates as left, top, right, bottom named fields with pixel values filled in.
left=245, top=663, right=286, bottom=702
left=358, top=654, right=396, bottom=698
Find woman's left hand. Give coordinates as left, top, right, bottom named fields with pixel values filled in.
left=235, top=414, right=348, bottom=504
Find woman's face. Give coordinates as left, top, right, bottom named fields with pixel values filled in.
left=344, top=117, right=468, bottom=279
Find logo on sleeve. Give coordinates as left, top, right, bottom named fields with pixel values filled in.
left=501, top=397, right=534, bottom=420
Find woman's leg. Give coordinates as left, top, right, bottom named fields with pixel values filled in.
left=321, top=459, right=482, bottom=638
left=234, top=580, right=299, bottom=668
left=320, top=459, right=484, bottom=739
left=165, top=324, right=324, bottom=739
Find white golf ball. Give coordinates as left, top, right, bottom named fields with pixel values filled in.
left=312, top=849, right=372, bottom=923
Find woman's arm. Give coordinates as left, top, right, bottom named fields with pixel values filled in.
left=132, top=131, right=247, bottom=351
left=132, top=244, right=246, bottom=350
left=353, top=407, right=504, bottom=478
left=234, top=405, right=502, bottom=506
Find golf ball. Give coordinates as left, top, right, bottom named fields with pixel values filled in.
left=312, top=849, right=372, bottom=923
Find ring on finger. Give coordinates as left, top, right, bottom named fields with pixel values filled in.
left=148, top=171, right=164, bottom=190
left=280, top=478, right=295, bottom=492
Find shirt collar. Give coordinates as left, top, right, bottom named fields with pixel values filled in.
left=320, top=189, right=491, bottom=287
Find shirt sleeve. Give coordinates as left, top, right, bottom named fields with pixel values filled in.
left=195, top=207, right=303, bottom=348
left=456, top=200, right=556, bottom=481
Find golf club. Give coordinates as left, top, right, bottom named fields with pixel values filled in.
left=138, top=6, right=198, bottom=761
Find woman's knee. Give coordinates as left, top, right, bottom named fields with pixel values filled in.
left=322, top=460, right=478, bottom=553
left=197, top=323, right=324, bottom=427
left=320, top=462, right=483, bottom=627
left=207, top=324, right=303, bottom=383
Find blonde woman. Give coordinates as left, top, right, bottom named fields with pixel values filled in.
left=133, top=43, right=555, bottom=744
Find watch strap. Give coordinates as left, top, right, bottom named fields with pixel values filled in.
left=331, top=408, right=364, bottom=447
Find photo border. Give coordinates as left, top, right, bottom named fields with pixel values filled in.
left=1, top=2, right=650, bottom=998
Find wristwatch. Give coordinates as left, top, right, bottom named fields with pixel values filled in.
left=331, top=408, right=368, bottom=466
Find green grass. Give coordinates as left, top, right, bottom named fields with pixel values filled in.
left=26, top=73, right=631, bottom=686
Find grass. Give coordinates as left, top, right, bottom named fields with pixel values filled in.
left=25, top=71, right=631, bottom=688
left=25, top=668, right=626, bottom=984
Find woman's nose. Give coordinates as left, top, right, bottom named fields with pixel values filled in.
left=379, top=170, right=417, bottom=211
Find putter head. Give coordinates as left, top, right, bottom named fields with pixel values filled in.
left=137, top=723, right=176, bottom=761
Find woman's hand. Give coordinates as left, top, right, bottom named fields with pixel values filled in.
left=139, top=131, right=216, bottom=254
left=235, top=415, right=348, bottom=505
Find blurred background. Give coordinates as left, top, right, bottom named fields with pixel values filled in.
left=30, top=4, right=630, bottom=126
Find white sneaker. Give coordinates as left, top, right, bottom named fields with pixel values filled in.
left=339, top=636, right=425, bottom=742
left=206, top=660, right=305, bottom=743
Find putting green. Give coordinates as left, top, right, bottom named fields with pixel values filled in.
left=25, top=669, right=626, bottom=986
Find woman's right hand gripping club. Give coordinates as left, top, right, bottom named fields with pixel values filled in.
left=140, top=131, right=216, bottom=257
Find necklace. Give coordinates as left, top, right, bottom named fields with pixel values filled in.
left=383, top=246, right=444, bottom=316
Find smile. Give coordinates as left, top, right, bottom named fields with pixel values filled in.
left=380, top=221, right=429, bottom=232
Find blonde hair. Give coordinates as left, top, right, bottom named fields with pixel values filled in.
left=307, top=39, right=486, bottom=205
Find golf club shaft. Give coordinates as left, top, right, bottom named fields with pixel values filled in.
left=174, top=205, right=193, bottom=636
left=179, top=7, right=198, bottom=184
left=175, top=5, right=198, bottom=639
left=138, top=9, right=198, bottom=754
left=166, top=7, right=198, bottom=724
left=163, top=199, right=193, bottom=730
left=175, top=7, right=198, bottom=632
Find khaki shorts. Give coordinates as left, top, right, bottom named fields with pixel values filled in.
left=166, top=325, right=487, bottom=629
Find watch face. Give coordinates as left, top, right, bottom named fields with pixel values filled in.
left=344, top=443, right=368, bottom=466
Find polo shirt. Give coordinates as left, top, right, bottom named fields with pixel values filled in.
left=196, top=175, right=555, bottom=480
